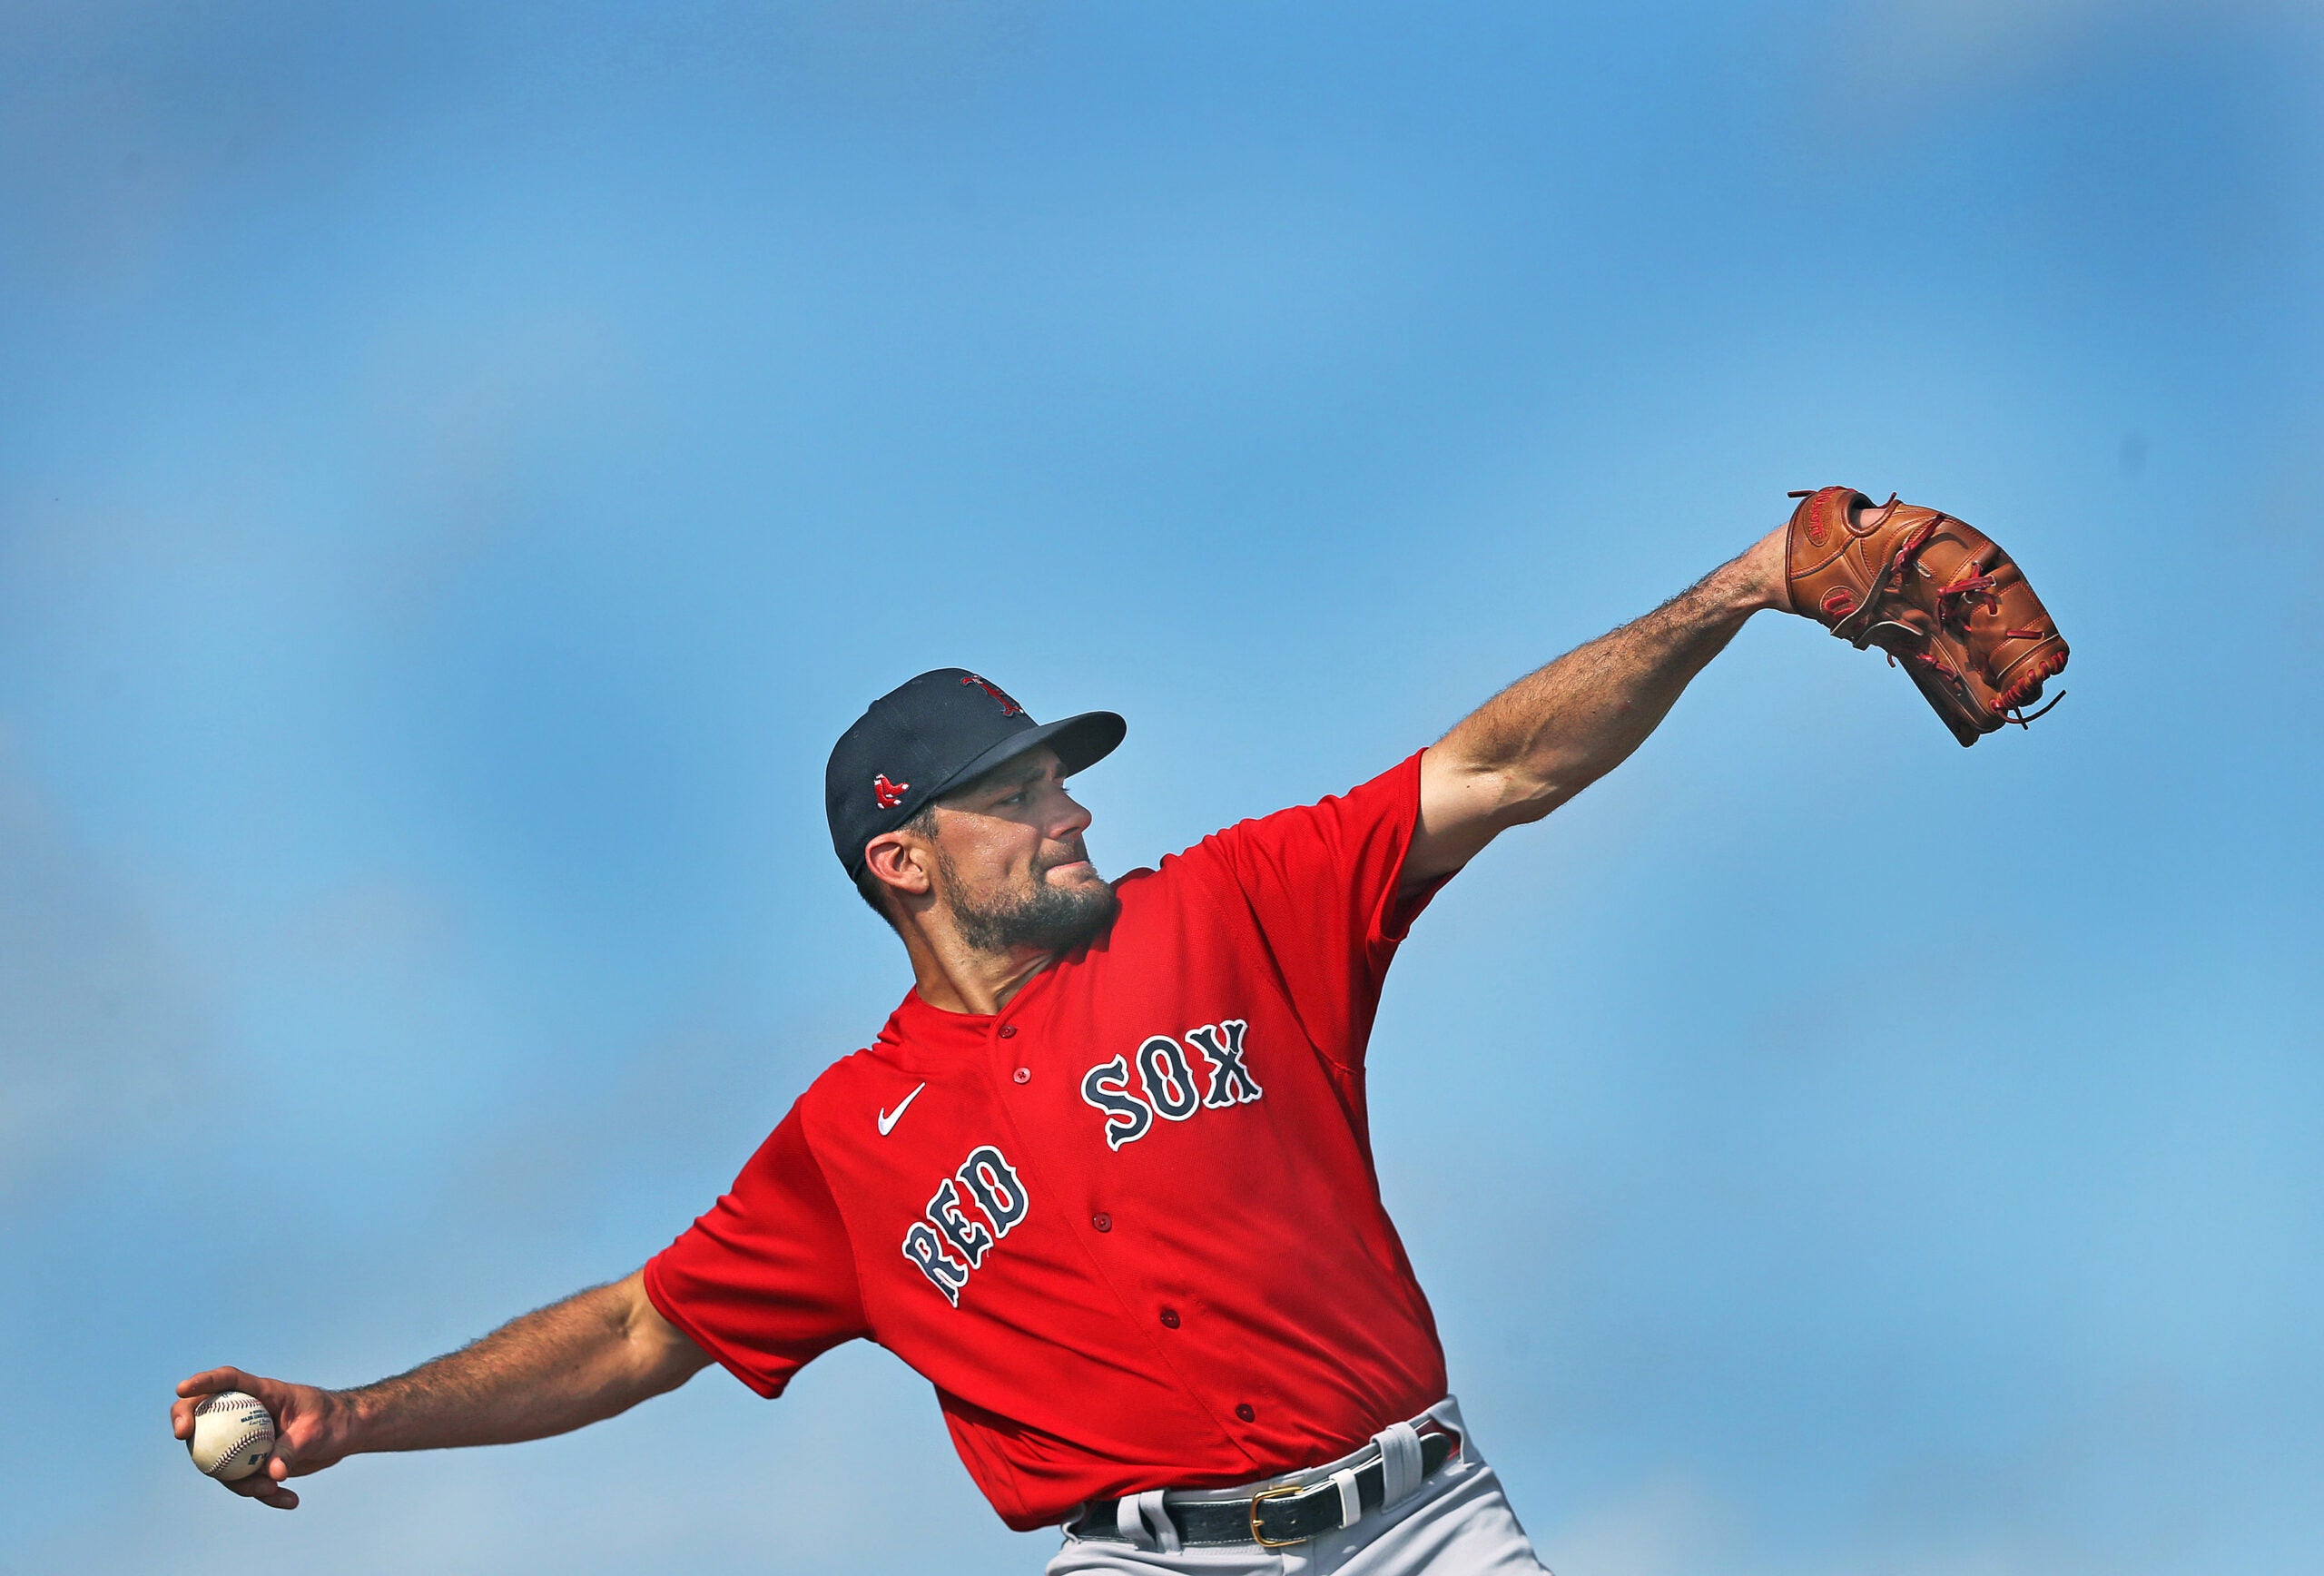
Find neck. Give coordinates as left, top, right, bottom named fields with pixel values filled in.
left=895, top=920, right=1054, bottom=1015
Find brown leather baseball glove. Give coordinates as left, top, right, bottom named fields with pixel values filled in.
left=1786, top=487, right=2069, bottom=746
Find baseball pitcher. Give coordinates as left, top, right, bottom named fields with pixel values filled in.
left=172, top=489, right=2064, bottom=1571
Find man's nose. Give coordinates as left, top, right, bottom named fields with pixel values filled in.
left=1048, top=789, right=1093, bottom=838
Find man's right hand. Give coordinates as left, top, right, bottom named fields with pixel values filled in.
left=172, top=1367, right=356, bottom=1511
left=166, top=1271, right=714, bottom=1512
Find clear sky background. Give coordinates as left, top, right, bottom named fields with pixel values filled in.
left=4, top=3, right=2319, bottom=1572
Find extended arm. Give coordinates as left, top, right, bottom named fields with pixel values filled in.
left=170, top=1267, right=712, bottom=1510
left=1403, top=521, right=1789, bottom=892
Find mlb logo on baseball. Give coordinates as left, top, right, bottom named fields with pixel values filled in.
left=187, top=1392, right=276, bottom=1482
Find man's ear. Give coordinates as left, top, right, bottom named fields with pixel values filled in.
left=863, top=829, right=935, bottom=902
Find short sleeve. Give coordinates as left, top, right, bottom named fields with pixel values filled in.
left=1188, top=750, right=1441, bottom=1070
left=643, top=1105, right=871, bottom=1397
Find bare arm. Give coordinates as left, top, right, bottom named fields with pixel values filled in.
left=1404, top=521, right=1790, bottom=891
left=170, top=1267, right=712, bottom=1510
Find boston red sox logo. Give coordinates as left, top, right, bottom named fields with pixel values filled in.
left=872, top=773, right=910, bottom=809
left=960, top=674, right=1023, bottom=716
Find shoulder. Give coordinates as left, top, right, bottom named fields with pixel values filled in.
left=1096, top=854, right=1236, bottom=940
left=1187, top=754, right=1427, bottom=861
left=798, top=1046, right=889, bottom=1106
left=794, top=1042, right=919, bottom=1130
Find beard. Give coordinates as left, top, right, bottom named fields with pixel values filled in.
left=939, top=845, right=1120, bottom=955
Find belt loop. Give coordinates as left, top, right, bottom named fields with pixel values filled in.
left=1330, top=1465, right=1362, bottom=1528
left=1374, top=1420, right=1424, bottom=1509
left=1127, top=1488, right=1180, bottom=1553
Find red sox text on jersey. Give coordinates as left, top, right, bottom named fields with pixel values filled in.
left=1078, top=1019, right=1265, bottom=1151
left=897, top=1019, right=1267, bottom=1305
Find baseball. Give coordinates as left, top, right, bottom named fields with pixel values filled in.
left=187, top=1392, right=276, bottom=1482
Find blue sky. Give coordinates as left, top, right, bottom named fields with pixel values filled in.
left=3, top=3, right=2319, bottom=1571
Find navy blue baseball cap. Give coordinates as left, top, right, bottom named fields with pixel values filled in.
left=825, top=669, right=1127, bottom=881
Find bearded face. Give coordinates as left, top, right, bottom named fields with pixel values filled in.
left=935, top=835, right=1119, bottom=954
left=870, top=745, right=1120, bottom=958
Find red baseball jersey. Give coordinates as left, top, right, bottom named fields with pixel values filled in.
left=644, top=753, right=1450, bottom=1530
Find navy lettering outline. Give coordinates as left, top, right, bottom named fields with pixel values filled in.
left=1187, top=1019, right=1264, bottom=1107
left=925, top=1176, right=994, bottom=1268
left=1137, top=1034, right=1203, bottom=1120
left=901, top=1221, right=969, bottom=1305
left=958, top=1145, right=1029, bottom=1235
left=1080, top=1054, right=1155, bottom=1149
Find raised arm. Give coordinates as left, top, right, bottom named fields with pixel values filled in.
left=1403, top=520, right=1789, bottom=892
left=170, top=1267, right=712, bottom=1510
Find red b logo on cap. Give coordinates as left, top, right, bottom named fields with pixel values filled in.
left=872, top=773, right=910, bottom=810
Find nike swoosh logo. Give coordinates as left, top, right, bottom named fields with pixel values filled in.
left=878, top=1083, right=926, bottom=1137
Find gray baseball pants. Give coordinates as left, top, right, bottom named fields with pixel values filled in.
left=1046, top=1398, right=1551, bottom=1576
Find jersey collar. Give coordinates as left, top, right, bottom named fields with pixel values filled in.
left=875, top=967, right=1059, bottom=1069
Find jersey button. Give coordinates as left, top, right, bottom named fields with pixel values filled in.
left=1013, top=1068, right=1030, bottom=1084
left=1159, top=1306, right=1180, bottom=1329
left=1236, top=1404, right=1256, bottom=1423
left=998, top=1025, right=1018, bottom=1039
left=1090, top=1212, right=1111, bottom=1232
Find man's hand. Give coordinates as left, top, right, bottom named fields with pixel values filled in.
left=166, top=1270, right=711, bottom=1511
left=1404, top=517, right=1791, bottom=891
left=172, top=1368, right=355, bottom=1511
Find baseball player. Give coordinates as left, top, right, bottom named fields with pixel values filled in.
left=172, top=490, right=2066, bottom=1571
